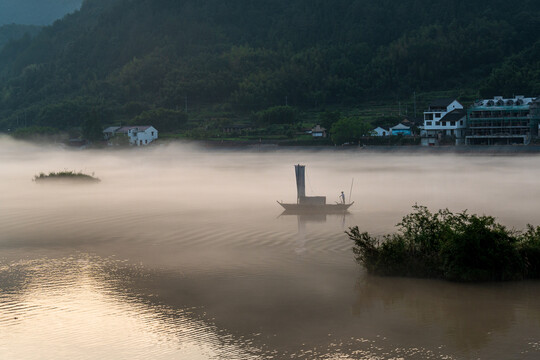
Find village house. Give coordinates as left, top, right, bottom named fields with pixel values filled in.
left=103, top=126, right=120, bottom=140
left=389, top=123, right=411, bottom=136
left=370, top=127, right=389, bottom=136
left=421, top=98, right=466, bottom=146
left=311, top=125, right=327, bottom=137
left=104, top=125, right=158, bottom=146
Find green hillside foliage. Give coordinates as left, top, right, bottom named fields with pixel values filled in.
left=0, top=24, right=42, bottom=50
left=0, top=0, right=538, bottom=132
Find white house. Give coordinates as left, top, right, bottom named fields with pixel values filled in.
left=421, top=98, right=466, bottom=146
left=105, top=125, right=158, bottom=146
left=370, top=127, right=389, bottom=136
left=311, top=125, right=327, bottom=137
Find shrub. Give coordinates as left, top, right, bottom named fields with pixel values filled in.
left=33, top=171, right=100, bottom=183
left=348, top=205, right=536, bottom=282
left=518, top=225, right=540, bottom=278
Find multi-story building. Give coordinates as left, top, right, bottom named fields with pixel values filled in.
left=466, top=96, right=538, bottom=145
left=530, top=98, right=540, bottom=137
left=421, top=99, right=466, bottom=146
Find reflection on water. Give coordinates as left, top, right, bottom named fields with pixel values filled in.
left=279, top=211, right=348, bottom=255
left=0, top=256, right=266, bottom=360
left=1, top=138, right=540, bottom=359
left=4, top=253, right=540, bottom=359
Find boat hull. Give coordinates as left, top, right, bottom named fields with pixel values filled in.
left=277, top=201, right=354, bottom=213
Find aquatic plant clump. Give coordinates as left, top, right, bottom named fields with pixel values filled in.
left=33, top=171, right=101, bottom=183
left=348, top=205, right=540, bottom=282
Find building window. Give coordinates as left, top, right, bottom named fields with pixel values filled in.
left=151, top=131, right=154, bottom=136
left=442, top=122, right=446, bottom=126
left=435, top=113, right=441, bottom=118
left=435, top=122, right=440, bottom=126
left=460, top=120, right=463, bottom=125
left=450, top=121, right=455, bottom=126
left=426, top=121, right=432, bottom=126
left=425, top=113, right=433, bottom=120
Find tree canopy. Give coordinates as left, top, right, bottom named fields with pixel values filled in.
left=0, top=0, right=538, bottom=132
left=331, top=117, right=371, bottom=145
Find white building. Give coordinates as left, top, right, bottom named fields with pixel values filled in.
left=311, top=125, right=327, bottom=137
left=105, top=125, right=158, bottom=146
left=370, top=127, right=389, bottom=136
left=421, top=99, right=466, bottom=146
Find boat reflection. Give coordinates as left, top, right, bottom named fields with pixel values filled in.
left=279, top=210, right=350, bottom=254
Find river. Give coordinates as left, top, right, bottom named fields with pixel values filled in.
left=1, top=137, right=540, bottom=359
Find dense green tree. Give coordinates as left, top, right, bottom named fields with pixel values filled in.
left=131, top=108, right=187, bottom=132
left=81, top=109, right=103, bottom=142
left=348, top=205, right=538, bottom=281
left=480, top=40, right=540, bottom=98
left=255, top=106, right=298, bottom=125
left=330, top=117, right=370, bottom=145
left=318, top=110, right=341, bottom=131
left=0, top=24, right=42, bottom=50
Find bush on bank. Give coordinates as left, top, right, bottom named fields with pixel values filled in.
left=347, top=205, right=540, bottom=281
left=33, top=171, right=101, bottom=183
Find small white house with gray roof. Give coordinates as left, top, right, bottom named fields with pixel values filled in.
left=103, top=126, right=121, bottom=140
left=104, top=125, right=158, bottom=146
left=370, top=127, right=389, bottom=136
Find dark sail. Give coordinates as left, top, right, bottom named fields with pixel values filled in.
left=295, top=164, right=305, bottom=202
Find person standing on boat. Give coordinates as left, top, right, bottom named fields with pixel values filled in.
left=340, top=191, right=345, bottom=204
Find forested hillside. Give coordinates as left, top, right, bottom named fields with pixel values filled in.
left=0, top=0, right=538, bottom=133
left=0, top=24, right=42, bottom=50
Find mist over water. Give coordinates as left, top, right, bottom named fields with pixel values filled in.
left=2, top=136, right=540, bottom=359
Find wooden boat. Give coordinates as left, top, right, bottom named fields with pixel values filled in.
left=277, top=165, right=354, bottom=213
left=277, top=201, right=354, bottom=213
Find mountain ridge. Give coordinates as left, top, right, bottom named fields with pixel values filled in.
left=0, top=0, right=83, bottom=26
left=0, top=0, right=538, bottom=132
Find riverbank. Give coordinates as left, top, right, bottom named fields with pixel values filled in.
left=196, top=139, right=540, bottom=154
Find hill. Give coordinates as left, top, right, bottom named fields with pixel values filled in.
left=0, top=24, right=42, bottom=50
left=0, top=0, right=538, bottom=133
left=0, top=0, right=83, bottom=26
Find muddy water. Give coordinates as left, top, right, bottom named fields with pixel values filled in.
left=1, top=137, right=540, bottom=359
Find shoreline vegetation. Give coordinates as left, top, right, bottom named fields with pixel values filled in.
left=347, top=205, right=540, bottom=282
left=33, top=171, right=100, bottom=183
